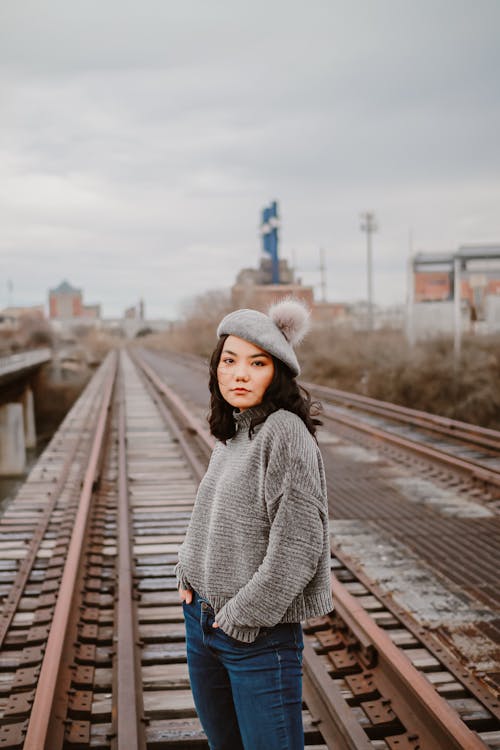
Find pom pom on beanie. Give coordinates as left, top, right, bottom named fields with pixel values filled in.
left=268, top=297, right=310, bottom=346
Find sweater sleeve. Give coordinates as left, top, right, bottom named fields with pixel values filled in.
left=215, top=419, right=327, bottom=633
left=174, top=560, right=191, bottom=591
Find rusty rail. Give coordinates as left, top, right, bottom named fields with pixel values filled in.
left=321, top=403, right=500, bottom=489
left=330, top=577, right=487, bottom=750
left=305, top=381, right=500, bottom=452
left=23, top=352, right=118, bottom=748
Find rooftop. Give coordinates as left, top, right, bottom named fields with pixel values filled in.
left=50, top=280, right=82, bottom=295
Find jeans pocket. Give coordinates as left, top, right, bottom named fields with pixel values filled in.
left=293, top=623, right=304, bottom=650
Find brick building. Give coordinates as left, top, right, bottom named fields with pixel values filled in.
left=49, top=281, right=101, bottom=320
left=409, top=245, right=500, bottom=338
left=49, top=281, right=83, bottom=319
left=413, top=247, right=500, bottom=319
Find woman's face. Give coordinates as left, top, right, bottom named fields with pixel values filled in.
left=217, top=335, right=275, bottom=410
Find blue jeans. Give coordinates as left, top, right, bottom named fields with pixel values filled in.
left=183, top=591, right=304, bottom=750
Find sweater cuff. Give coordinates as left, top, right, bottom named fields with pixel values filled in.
left=216, top=603, right=260, bottom=644
left=174, top=561, right=191, bottom=591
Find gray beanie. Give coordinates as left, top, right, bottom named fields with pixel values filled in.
left=216, top=297, right=311, bottom=376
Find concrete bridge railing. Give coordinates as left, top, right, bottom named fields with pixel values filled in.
left=0, top=348, right=51, bottom=379
left=0, top=348, right=52, bottom=477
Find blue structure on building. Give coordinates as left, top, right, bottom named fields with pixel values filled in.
left=261, top=201, right=280, bottom=284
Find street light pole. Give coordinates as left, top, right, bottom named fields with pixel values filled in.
left=360, top=212, right=377, bottom=330
left=319, top=248, right=327, bottom=303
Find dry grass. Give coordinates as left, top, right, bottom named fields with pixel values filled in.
left=299, top=328, right=500, bottom=429
left=77, top=329, right=116, bottom=365
left=0, top=321, right=53, bottom=355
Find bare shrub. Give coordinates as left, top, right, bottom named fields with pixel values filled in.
left=141, top=289, right=232, bottom=359
left=0, top=319, right=54, bottom=353
left=76, top=329, right=116, bottom=365
left=299, top=328, right=409, bottom=394
left=300, top=328, right=500, bottom=429
left=26, top=326, right=53, bottom=348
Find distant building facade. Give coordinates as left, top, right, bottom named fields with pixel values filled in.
left=414, top=252, right=500, bottom=311
left=49, top=280, right=101, bottom=321
left=311, top=301, right=349, bottom=326
left=124, top=299, right=145, bottom=320
left=236, top=257, right=295, bottom=287
left=49, top=280, right=82, bottom=319
left=408, top=245, right=500, bottom=338
left=82, top=304, right=101, bottom=320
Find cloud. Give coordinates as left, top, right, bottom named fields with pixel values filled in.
left=1, top=0, right=499, bottom=317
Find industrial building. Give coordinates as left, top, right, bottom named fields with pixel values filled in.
left=407, top=244, right=500, bottom=340
left=232, top=200, right=352, bottom=325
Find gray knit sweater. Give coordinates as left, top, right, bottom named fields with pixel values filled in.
left=175, top=405, right=333, bottom=643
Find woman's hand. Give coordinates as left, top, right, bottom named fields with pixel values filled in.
left=179, top=587, right=193, bottom=604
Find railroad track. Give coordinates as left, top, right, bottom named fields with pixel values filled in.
left=304, top=382, right=500, bottom=498
left=0, top=349, right=498, bottom=748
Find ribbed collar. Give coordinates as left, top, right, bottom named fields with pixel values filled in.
left=233, top=404, right=268, bottom=430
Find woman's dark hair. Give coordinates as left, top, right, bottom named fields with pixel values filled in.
left=208, top=334, right=322, bottom=442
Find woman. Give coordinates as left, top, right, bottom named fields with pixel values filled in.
left=175, top=298, right=333, bottom=750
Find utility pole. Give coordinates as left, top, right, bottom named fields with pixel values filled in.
left=406, top=229, right=415, bottom=348
left=453, top=256, right=462, bottom=365
left=360, top=212, right=377, bottom=330
left=319, top=248, right=327, bottom=303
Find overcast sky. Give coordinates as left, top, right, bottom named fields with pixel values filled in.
left=1, top=1, right=499, bottom=318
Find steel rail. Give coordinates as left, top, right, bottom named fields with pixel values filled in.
left=23, top=351, right=118, bottom=749
left=321, top=403, right=500, bottom=489
left=112, top=360, right=146, bottom=750
left=331, top=544, right=500, bottom=721
left=305, top=380, right=500, bottom=452
left=302, top=640, right=373, bottom=750
left=138, top=350, right=492, bottom=749
left=331, top=576, right=488, bottom=750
